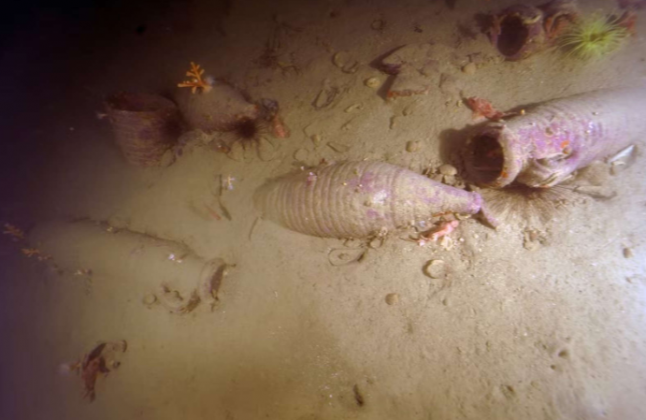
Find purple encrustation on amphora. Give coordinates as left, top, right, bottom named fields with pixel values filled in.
left=464, top=86, right=646, bottom=188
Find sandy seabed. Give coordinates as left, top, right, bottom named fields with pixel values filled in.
left=1, top=0, right=646, bottom=419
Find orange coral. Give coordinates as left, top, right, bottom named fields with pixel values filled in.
left=178, top=62, right=212, bottom=94
left=21, top=248, right=41, bottom=257
left=3, top=223, right=24, bottom=240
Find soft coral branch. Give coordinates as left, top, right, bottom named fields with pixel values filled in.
left=178, top=62, right=212, bottom=94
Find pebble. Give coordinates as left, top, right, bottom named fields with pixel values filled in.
left=385, top=293, right=400, bottom=305
left=364, top=77, right=381, bottom=89
left=406, top=140, right=421, bottom=152
left=623, top=247, right=633, bottom=258
left=423, top=260, right=447, bottom=279
left=333, top=51, right=350, bottom=68
left=311, top=134, right=322, bottom=147
left=462, top=62, right=477, bottom=75
left=439, top=164, right=458, bottom=176
left=142, top=293, right=157, bottom=306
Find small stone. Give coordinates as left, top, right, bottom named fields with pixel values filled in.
left=364, top=77, right=381, bottom=89
left=311, top=134, right=322, bottom=147
left=406, top=140, right=421, bottom=152
left=385, top=293, right=400, bottom=305
left=423, top=259, right=446, bottom=279
left=142, top=293, right=157, bottom=306
left=439, top=164, right=458, bottom=176
left=623, top=247, right=633, bottom=258
left=462, top=62, right=477, bottom=74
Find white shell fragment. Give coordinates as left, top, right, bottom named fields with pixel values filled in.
left=423, top=259, right=447, bottom=279
left=364, top=77, right=381, bottom=88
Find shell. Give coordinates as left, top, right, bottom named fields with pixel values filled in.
left=464, top=87, right=646, bottom=188
left=423, top=260, right=447, bottom=279
left=254, top=161, right=493, bottom=238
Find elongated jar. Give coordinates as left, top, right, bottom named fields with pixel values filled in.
left=254, top=161, right=493, bottom=239
left=464, top=87, right=646, bottom=188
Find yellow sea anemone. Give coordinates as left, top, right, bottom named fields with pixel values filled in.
left=559, top=14, right=628, bottom=60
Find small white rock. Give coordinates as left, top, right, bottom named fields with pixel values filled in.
left=462, top=62, right=477, bottom=75
left=364, top=77, right=381, bottom=89
left=311, top=134, right=322, bottom=147
left=385, top=293, right=400, bottom=305
left=423, top=260, right=447, bottom=279
left=439, top=164, right=458, bottom=176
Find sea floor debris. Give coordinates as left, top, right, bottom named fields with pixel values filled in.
left=61, top=340, right=127, bottom=402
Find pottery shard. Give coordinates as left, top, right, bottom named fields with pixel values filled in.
left=176, top=81, right=259, bottom=132
left=380, top=44, right=439, bottom=99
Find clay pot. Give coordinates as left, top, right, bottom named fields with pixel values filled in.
left=486, top=1, right=579, bottom=61
left=463, top=87, right=646, bottom=188
left=105, top=92, right=182, bottom=167
left=176, top=81, right=259, bottom=132
left=488, top=4, right=546, bottom=61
